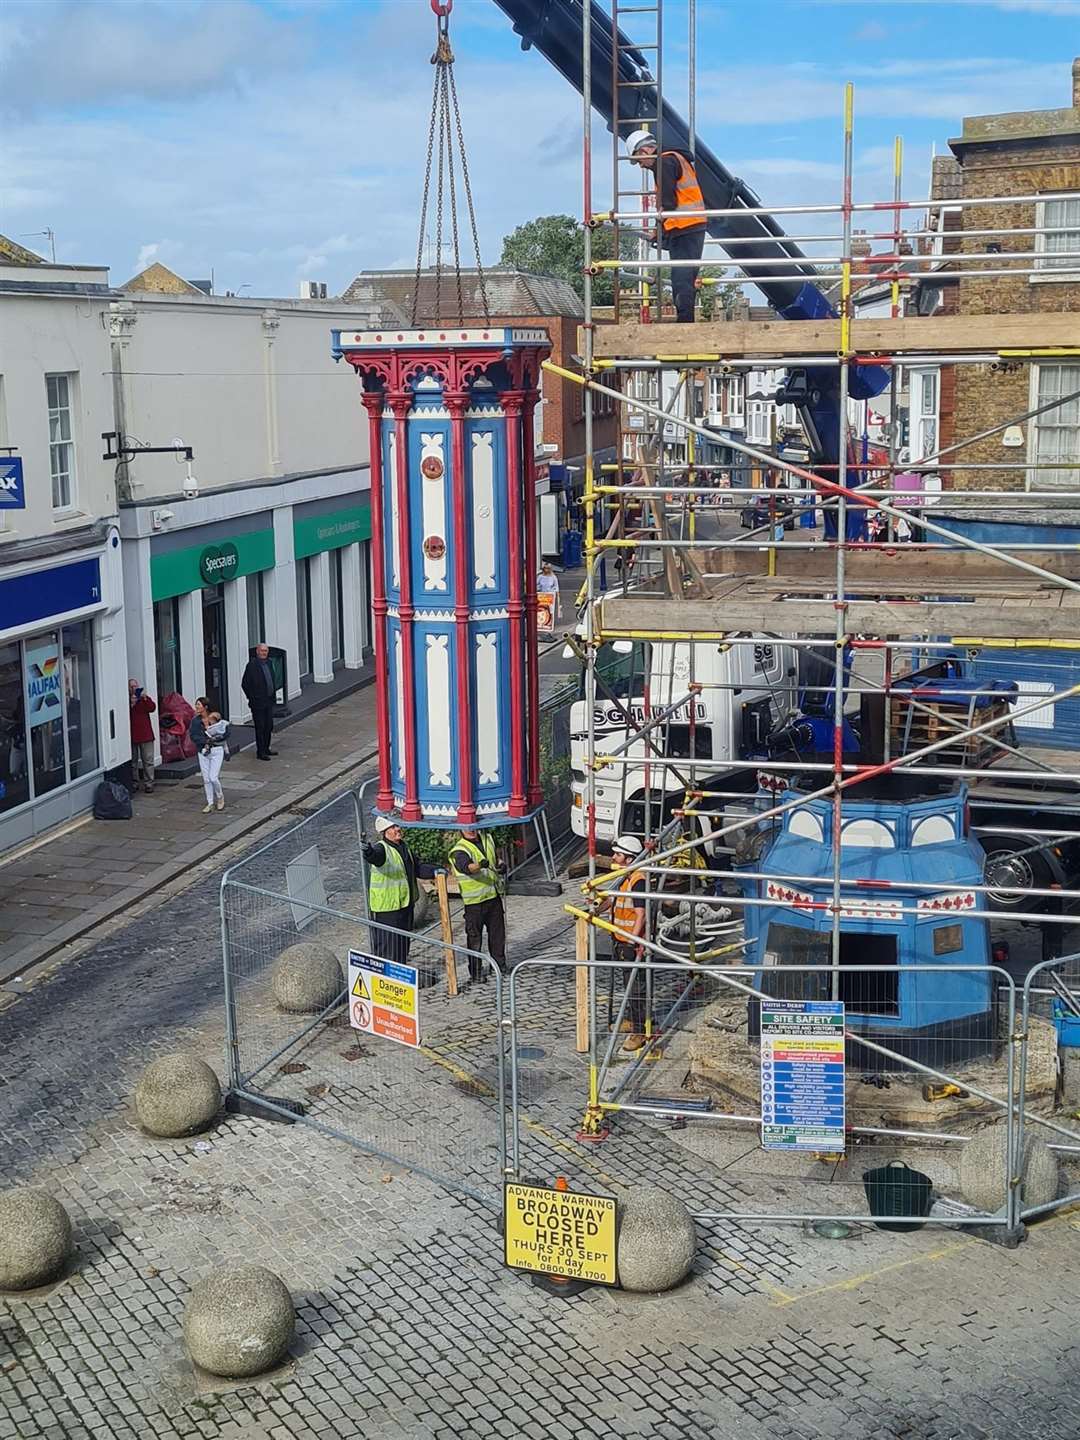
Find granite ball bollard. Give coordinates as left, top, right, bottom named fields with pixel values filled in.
left=0, top=1189, right=73, bottom=1292
left=272, top=942, right=344, bottom=1014
left=959, top=1122, right=1060, bottom=1213
left=183, top=1265, right=295, bottom=1378
left=135, top=1054, right=222, bottom=1138
left=616, top=1186, right=697, bottom=1293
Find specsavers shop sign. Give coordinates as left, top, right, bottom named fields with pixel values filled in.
left=198, top=543, right=239, bottom=585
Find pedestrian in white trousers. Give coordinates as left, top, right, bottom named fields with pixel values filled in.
left=199, top=744, right=226, bottom=811
left=189, top=698, right=229, bottom=814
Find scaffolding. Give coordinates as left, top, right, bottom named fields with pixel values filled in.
left=553, top=0, right=1080, bottom=1141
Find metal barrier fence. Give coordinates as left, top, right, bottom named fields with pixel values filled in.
left=1017, top=951, right=1080, bottom=1222
left=220, top=793, right=508, bottom=1205
left=219, top=793, right=1080, bottom=1234
left=507, top=959, right=1033, bottom=1231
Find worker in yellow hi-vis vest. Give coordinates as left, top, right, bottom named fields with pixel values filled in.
left=450, top=825, right=506, bottom=985
left=362, top=814, right=438, bottom=968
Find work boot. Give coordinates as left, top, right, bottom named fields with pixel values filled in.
left=622, top=1033, right=648, bottom=1052
left=202, top=803, right=214, bottom=814
left=144, top=783, right=154, bottom=794
left=215, top=797, right=225, bottom=811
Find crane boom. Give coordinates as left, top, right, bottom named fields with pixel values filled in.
left=491, top=0, right=889, bottom=481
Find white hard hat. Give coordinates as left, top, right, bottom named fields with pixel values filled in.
left=374, top=814, right=398, bottom=835
left=613, top=834, right=642, bottom=859
left=625, top=129, right=655, bottom=156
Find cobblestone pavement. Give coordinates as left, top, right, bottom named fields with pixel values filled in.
left=4, top=791, right=1080, bottom=1438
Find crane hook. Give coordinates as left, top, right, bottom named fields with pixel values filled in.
left=430, top=0, right=452, bottom=15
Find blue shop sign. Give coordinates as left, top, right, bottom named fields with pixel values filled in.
left=0, top=457, right=25, bottom=509
left=0, top=557, right=102, bottom=632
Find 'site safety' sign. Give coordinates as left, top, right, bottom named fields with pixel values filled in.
left=347, top=951, right=420, bottom=1049
left=504, top=1182, right=617, bottom=1286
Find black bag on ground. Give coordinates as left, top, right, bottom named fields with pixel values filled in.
left=93, top=780, right=132, bottom=821
left=863, top=1160, right=933, bottom=1232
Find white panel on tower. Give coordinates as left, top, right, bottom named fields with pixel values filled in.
left=420, top=432, right=448, bottom=592
left=475, top=632, right=500, bottom=783
left=388, top=435, right=401, bottom=589
left=425, top=634, right=451, bottom=785
left=394, top=630, right=405, bottom=779
left=471, top=431, right=496, bottom=588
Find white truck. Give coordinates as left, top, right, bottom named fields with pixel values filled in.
left=569, top=635, right=799, bottom=854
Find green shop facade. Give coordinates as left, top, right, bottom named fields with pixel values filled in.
left=119, top=473, right=373, bottom=745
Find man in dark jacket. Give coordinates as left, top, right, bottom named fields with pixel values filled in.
left=362, top=814, right=439, bottom=975
left=241, top=642, right=277, bottom=761
left=626, top=129, right=706, bottom=323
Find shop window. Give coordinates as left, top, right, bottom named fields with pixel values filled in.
left=247, top=571, right=266, bottom=651
left=0, top=640, right=30, bottom=816
left=296, top=558, right=313, bottom=679
left=202, top=586, right=227, bottom=711
left=26, top=630, right=66, bottom=799
left=62, top=621, right=97, bottom=778
left=330, top=549, right=344, bottom=663
left=154, top=598, right=182, bottom=699
left=46, top=374, right=77, bottom=511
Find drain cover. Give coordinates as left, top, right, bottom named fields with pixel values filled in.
left=518, top=1046, right=546, bottom=1061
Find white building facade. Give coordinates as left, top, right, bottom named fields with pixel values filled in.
left=111, top=291, right=380, bottom=745
left=0, top=258, right=129, bottom=849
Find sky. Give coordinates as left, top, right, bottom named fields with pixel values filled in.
left=1, top=0, right=1078, bottom=298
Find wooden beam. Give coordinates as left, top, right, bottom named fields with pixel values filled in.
left=710, top=546, right=1080, bottom=584
left=601, top=593, right=1080, bottom=642
left=588, top=313, right=1080, bottom=361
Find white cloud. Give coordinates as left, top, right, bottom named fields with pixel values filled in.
left=134, top=242, right=160, bottom=273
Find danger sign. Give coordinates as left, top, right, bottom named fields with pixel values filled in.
left=504, top=1182, right=617, bottom=1286
left=347, top=951, right=420, bottom=1049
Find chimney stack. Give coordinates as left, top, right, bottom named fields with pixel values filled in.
left=1073, top=56, right=1079, bottom=109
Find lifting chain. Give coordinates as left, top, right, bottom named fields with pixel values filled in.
left=410, top=1, right=490, bottom=327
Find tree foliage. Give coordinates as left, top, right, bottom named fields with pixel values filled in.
left=499, top=214, right=627, bottom=306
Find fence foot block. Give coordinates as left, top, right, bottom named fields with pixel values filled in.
left=225, top=1091, right=307, bottom=1125
left=970, top=1221, right=1027, bottom=1249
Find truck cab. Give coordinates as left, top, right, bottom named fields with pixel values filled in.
left=569, top=635, right=798, bottom=852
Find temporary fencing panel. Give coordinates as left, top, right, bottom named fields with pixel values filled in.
left=1016, top=952, right=1080, bottom=1222
left=507, top=958, right=1025, bottom=1231
left=221, top=790, right=509, bottom=1205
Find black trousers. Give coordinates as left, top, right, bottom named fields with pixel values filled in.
left=614, top=940, right=647, bottom=1032
left=370, top=905, right=413, bottom=966
left=251, top=703, right=274, bottom=757
left=463, top=897, right=506, bottom=979
left=666, top=226, right=705, bottom=323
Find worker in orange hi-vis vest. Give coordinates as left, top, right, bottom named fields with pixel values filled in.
left=625, top=129, right=707, bottom=323
left=603, top=834, right=652, bottom=1052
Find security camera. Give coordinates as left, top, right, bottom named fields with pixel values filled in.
left=182, top=465, right=199, bottom=499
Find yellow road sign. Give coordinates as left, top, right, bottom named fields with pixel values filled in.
left=504, top=1182, right=617, bottom=1287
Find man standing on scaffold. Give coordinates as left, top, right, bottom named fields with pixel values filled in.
left=603, top=835, right=652, bottom=1052
left=625, top=130, right=707, bottom=324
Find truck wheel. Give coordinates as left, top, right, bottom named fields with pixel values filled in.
left=981, top=838, right=1058, bottom=914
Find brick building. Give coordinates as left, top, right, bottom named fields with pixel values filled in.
left=933, top=57, right=1080, bottom=492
